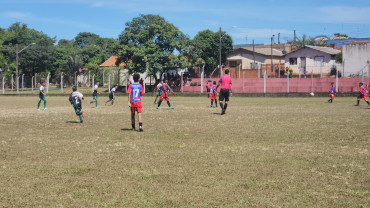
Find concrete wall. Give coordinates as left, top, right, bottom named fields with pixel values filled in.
left=343, top=43, right=370, bottom=76
left=285, top=48, right=337, bottom=76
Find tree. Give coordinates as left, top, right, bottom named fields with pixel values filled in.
left=334, top=33, right=348, bottom=38
left=291, top=34, right=329, bottom=51
left=191, top=29, right=233, bottom=77
left=117, top=14, right=191, bottom=82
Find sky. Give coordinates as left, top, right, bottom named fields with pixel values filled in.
left=1, top=0, right=370, bottom=45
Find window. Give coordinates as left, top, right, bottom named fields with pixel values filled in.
left=229, top=61, right=237, bottom=67
left=289, top=58, right=297, bottom=65
left=314, top=56, right=324, bottom=65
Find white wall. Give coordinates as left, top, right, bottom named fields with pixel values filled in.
left=343, top=43, right=370, bottom=76
left=285, top=48, right=337, bottom=75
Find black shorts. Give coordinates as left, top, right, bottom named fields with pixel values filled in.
left=219, top=89, right=230, bottom=101
left=93, top=91, right=97, bottom=97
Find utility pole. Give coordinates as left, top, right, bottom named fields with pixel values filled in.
left=271, top=35, right=274, bottom=75
left=219, top=27, right=222, bottom=77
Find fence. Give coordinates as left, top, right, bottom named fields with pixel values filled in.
left=180, top=77, right=370, bottom=94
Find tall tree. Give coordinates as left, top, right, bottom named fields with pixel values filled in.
left=191, top=29, right=233, bottom=77
left=117, top=14, right=191, bottom=82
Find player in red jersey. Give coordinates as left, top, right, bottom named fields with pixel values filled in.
left=209, top=81, right=218, bottom=108
left=328, top=82, right=335, bottom=103
left=356, top=82, right=370, bottom=106
left=156, top=79, right=174, bottom=110
left=127, top=74, right=144, bottom=131
left=216, top=69, right=232, bottom=115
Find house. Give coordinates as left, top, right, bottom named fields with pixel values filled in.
left=342, top=42, right=370, bottom=76
left=224, top=46, right=285, bottom=78
left=284, top=45, right=341, bottom=77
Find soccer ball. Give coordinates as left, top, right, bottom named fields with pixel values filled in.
left=310, top=92, right=314, bottom=96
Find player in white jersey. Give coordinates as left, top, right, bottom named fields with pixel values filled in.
left=37, top=82, right=47, bottom=110
left=154, top=80, right=163, bottom=104
left=69, top=86, right=85, bottom=123
left=88, top=82, right=99, bottom=108
left=105, top=85, right=118, bottom=105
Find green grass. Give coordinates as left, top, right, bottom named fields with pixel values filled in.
left=0, top=96, right=369, bottom=207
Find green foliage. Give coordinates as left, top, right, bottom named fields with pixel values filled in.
left=285, top=66, right=293, bottom=77
left=335, top=52, right=342, bottom=63
left=191, top=29, right=233, bottom=76
left=117, top=14, right=190, bottom=81
left=334, top=33, right=348, bottom=38
left=292, top=34, right=328, bottom=50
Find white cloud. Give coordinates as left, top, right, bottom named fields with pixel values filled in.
left=3, top=12, right=30, bottom=18
left=315, top=6, right=370, bottom=24
left=230, top=27, right=293, bottom=39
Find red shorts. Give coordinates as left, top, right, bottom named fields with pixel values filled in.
left=330, top=93, right=335, bottom=99
left=160, top=93, right=169, bottom=101
left=209, top=93, right=216, bottom=99
left=359, top=94, right=367, bottom=100
left=130, top=102, right=142, bottom=113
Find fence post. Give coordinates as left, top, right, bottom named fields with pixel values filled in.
left=320, top=63, right=322, bottom=78
left=336, top=68, right=339, bottom=93
left=311, top=70, right=313, bottom=93
left=88, top=71, right=90, bottom=87
left=108, top=74, right=111, bottom=93
left=11, top=74, right=14, bottom=91
left=47, top=73, right=50, bottom=93
left=239, top=64, right=241, bottom=79
left=103, top=69, right=105, bottom=86
left=34, top=73, right=37, bottom=88
left=60, top=73, right=63, bottom=94
left=243, top=71, right=245, bottom=93
left=32, top=76, right=34, bottom=94
left=287, top=72, right=289, bottom=93
left=361, top=71, right=364, bottom=83
left=22, top=74, right=24, bottom=91
left=2, top=76, right=4, bottom=94
left=17, top=76, right=19, bottom=94
left=201, top=66, right=204, bottom=93
left=264, top=71, right=266, bottom=94
left=258, top=66, right=260, bottom=79
left=92, top=74, right=95, bottom=93
left=181, top=72, right=183, bottom=93
left=144, top=83, right=146, bottom=93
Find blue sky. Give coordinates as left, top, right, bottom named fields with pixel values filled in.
left=1, top=0, right=370, bottom=45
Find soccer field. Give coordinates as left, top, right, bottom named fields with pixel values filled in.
left=0, top=96, right=369, bottom=207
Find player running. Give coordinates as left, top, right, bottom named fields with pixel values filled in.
left=69, top=86, right=85, bottom=123
left=328, top=82, right=335, bottom=103
left=153, top=80, right=163, bottom=104
left=88, top=82, right=99, bottom=108
left=156, top=79, right=174, bottom=110
left=37, top=82, right=47, bottom=110
left=105, top=85, right=118, bottom=105
left=216, top=69, right=232, bottom=115
left=127, top=74, right=144, bottom=131
left=356, top=82, right=370, bottom=106
left=210, top=81, right=218, bottom=108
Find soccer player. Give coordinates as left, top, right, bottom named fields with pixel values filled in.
left=37, top=82, right=47, bottom=110
left=328, top=82, right=335, bottom=103
left=69, top=86, right=85, bottom=123
left=210, top=81, right=218, bottom=108
left=127, top=74, right=144, bottom=131
left=216, top=69, right=232, bottom=115
left=206, top=81, right=211, bottom=98
left=88, top=82, right=99, bottom=108
left=356, top=82, right=370, bottom=106
left=105, top=85, right=118, bottom=105
left=154, top=80, right=163, bottom=104
left=157, top=79, right=174, bottom=110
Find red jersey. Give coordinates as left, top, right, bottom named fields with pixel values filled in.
left=127, top=83, right=144, bottom=108
left=219, top=75, right=232, bottom=89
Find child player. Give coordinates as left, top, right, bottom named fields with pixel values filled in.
left=210, top=81, right=218, bottom=108
left=37, top=82, right=47, bottom=110
left=127, top=74, right=144, bottom=131
left=328, top=82, right=335, bottom=103
left=154, top=80, right=163, bottom=104
left=105, top=85, right=118, bottom=105
left=356, top=82, right=370, bottom=106
left=88, top=81, right=99, bottom=108
left=69, top=86, right=85, bottom=123
left=157, top=79, right=174, bottom=110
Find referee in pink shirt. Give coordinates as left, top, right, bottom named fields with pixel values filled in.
left=216, top=69, right=232, bottom=115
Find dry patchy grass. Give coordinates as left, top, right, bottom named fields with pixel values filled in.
left=0, top=95, right=369, bottom=207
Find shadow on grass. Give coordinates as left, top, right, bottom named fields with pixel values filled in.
left=121, top=128, right=134, bottom=131
left=66, top=121, right=80, bottom=123
left=212, top=113, right=222, bottom=115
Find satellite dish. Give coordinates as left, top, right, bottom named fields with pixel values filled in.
left=282, top=50, right=287, bottom=55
